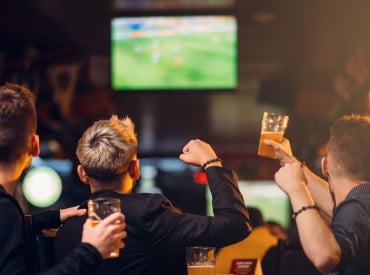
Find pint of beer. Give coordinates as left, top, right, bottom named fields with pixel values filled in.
left=257, top=112, right=289, bottom=159
left=186, top=247, right=215, bottom=275
left=87, top=197, right=121, bottom=258
left=187, top=265, right=214, bottom=275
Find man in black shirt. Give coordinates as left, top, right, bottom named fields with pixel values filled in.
left=54, top=115, right=252, bottom=275
left=0, top=83, right=126, bottom=275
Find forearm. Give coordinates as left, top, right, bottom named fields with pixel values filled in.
left=302, top=166, right=333, bottom=221
left=207, top=167, right=251, bottom=242
left=40, top=243, right=102, bottom=275
left=289, top=190, right=341, bottom=273
left=265, top=138, right=334, bottom=220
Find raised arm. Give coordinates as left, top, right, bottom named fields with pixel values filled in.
left=264, top=138, right=333, bottom=221
left=273, top=162, right=341, bottom=273
left=179, top=138, right=222, bottom=169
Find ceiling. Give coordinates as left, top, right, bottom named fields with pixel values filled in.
left=2, top=0, right=369, bottom=72
left=1, top=0, right=369, bottom=161
left=0, top=0, right=370, bottom=78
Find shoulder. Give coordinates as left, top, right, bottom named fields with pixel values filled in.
left=129, top=193, right=169, bottom=204
left=0, top=193, right=23, bottom=221
left=332, top=196, right=370, bottom=238
left=128, top=193, right=175, bottom=211
left=0, top=194, right=24, bottom=239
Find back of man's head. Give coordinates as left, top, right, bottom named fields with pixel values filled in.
left=247, top=207, right=265, bottom=228
left=328, top=114, right=370, bottom=182
left=0, top=83, right=37, bottom=162
left=76, top=115, right=138, bottom=180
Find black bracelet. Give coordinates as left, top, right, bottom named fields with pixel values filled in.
left=202, top=157, right=222, bottom=171
left=292, top=204, right=319, bottom=219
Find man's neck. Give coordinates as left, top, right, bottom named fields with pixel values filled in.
left=0, top=164, right=25, bottom=195
left=90, top=175, right=134, bottom=194
left=332, top=177, right=366, bottom=204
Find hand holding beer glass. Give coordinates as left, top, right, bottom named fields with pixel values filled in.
left=186, top=246, right=215, bottom=275
left=88, top=197, right=121, bottom=258
left=257, top=112, right=289, bottom=159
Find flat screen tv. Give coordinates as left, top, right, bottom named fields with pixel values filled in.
left=207, top=180, right=291, bottom=228
left=111, top=15, right=238, bottom=91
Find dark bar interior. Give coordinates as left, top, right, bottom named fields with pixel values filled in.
left=0, top=1, right=369, bottom=274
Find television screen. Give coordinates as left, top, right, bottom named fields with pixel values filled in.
left=207, top=180, right=291, bottom=228
left=111, top=15, right=238, bottom=91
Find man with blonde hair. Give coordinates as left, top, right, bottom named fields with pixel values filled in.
left=55, top=114, right=251, bottom=275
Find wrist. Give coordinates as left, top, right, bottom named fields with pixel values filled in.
left=202, top=157, right=222, bottom=171
left=292, top=204, right=319, bottom=219
left=284, top=156, right=299, bottom=165
left=287, top=185, right=310, bottom=199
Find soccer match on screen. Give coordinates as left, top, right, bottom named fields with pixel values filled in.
left=111, top=15, right=237, bottom=91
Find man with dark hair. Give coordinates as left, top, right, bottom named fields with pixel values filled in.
left=0, top=83, right=127, bottom=275
left=265, top=114, right=370, bottom=274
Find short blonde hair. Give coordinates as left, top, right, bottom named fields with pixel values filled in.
left=76, top=115, right=138, bottom=180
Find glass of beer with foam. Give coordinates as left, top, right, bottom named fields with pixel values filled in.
left=186, top=246, right=215, bottom=275
left=257, top=112, right=289, bottom=159
left=87, top=197, right=121, bottom=258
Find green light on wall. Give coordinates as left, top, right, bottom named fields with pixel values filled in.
left=22, top=166, right=62, bottom=208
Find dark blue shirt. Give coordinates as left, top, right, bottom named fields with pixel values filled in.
left=328, top=183, right=370, bottom=275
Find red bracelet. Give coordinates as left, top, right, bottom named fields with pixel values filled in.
left=202, top=157, right=222, bottom=171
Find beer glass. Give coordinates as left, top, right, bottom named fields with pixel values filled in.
left=257, top=112, right=289, bottom=159
left=87, top=197, right=121, bottom=258
left=186, top=246, right=215, bottom=275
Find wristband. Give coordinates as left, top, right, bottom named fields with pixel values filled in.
left=202, top=157, right=222, bottom=171
left=292, top=204, right=319, bottom=219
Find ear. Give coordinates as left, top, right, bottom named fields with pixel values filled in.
left=30, top=134, right=40, bottom=156
left=321, top=157, right=329, bottom=177
left=77, top=165, right=89, bottom=185
left=128, top=159, right=140, bottom=180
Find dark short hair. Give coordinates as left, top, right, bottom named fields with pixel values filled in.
left=0, top=83, right=37, bottom=162
left=247, top=207, right=265, bottom=227
left=328, top=114, right=370, bottom=181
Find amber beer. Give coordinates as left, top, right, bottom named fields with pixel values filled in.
left=186, top=247, right=215, bottom=275
left=187, top=265, right=214, bottom=275
left=89, top=220, right=119, bottom=258
left=257, top=131, right=284, bottom=159
left=88, top=198, right=121, bottom=258
left=257, top=112, right=289, bottom=159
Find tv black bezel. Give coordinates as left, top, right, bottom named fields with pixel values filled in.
left=109, top=9, right=239, bottom=94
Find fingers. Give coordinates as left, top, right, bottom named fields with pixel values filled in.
left=115, top=231, right=127, bottom=246
left=263, top=138, right=277, bottom=146
left=101, top=212, right=126, bottom=225
left=76, top=208, right=87, bottom=216
left=60, top=205, right=87, bottom=222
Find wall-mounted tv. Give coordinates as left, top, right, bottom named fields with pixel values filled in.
left=111, top=15, right=238, bottom=91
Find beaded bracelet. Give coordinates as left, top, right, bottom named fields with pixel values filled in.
left=202, top=157, right=222, bottom=171
left=292, top=204, right=319, bottom=219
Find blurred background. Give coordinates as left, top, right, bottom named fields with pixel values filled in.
left=1, top=0, right=369, bottom=228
